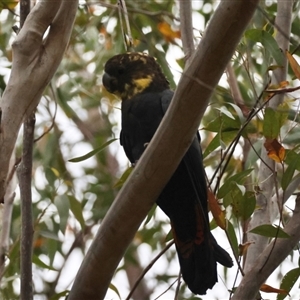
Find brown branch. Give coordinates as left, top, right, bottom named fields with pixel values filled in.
left=20, top=0, right=30, bottom=28
left=18, top=3, right=33, bottom=298
left=17, top=113, right=35, bottom=300
left=179, top=0, right=194, bottom=65
left=0, top=0, right=78, bottom=201
left=68, top=1, right=259, bottom=299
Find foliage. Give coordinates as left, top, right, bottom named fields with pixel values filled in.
left=1, top=1, right=300, bottom=299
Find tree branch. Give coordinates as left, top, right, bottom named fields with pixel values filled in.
left=17, top=113, right=35, bottom=300
left=0, top=0, right=78, bottom=201
left=0, top=151, right=17, bottom=281
left=68, top=1, right=259, bottom=299
left=179, top=0, right=194, bottom=65
left=20, top=0, right=30, bottom=28
left=232, top=196, right=300, bottom=300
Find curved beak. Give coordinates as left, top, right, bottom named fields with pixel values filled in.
left=102, top=72, right=114, bottom=93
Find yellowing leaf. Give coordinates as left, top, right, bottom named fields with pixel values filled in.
left=158, top=22, right=180, bottom=43
left=50, top=167, right=60, bottom=177
left=260, top=283, right=288, bottom=295
left=33, top=237, right=44, bottom=248
left=264, top=138, right=285, bottom=163
left=0, top=0, right=18, bottom=10
left=268, top=81, right=289, bottom=90
left=286, top=50, right=300, bottom=80
left=208, top=190, right=226, bottom=230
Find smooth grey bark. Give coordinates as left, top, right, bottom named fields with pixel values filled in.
left=0, top=0, right=78, bottom=201
left=179, top=0, right=194, bottom=65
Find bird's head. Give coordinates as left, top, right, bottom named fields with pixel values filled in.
left=102, top=52, right=169, bottom=101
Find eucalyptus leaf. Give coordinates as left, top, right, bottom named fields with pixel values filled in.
left=69, top=138, right=118, bottom=162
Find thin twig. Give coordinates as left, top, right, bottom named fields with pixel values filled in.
left=17, top=113, right=35, bottom=300
left=179, top=0, right=194, bottom=65
left=174, top=270, right=182, bottom=300
left=210, top=84, right=273, bottom=192
left=125, top=241, right=174, bottom=300
left=118, top=0, right=133, bottom=51
left=95, top=1, right=179, bottom=22
left=34, top=88, right=58, bottom=143
left=153, top=278, right=178, bottom=300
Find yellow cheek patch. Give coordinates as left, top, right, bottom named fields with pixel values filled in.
left=121, top=75, right=153, bottom=100
left=132, top=76, right=152, bottom=93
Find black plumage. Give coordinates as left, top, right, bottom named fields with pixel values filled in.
left=102, top=52, right=233, bottom=295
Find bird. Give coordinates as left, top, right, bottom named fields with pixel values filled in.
left=102, top=52, right=233, bottom=295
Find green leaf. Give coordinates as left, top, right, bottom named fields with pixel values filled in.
left=68, top=196, right=85, bottom=229
left=203, top=131, right=238, bottom=158
left=204, top=110, right=240, bottom=133
left=241, top=192, right=256, bottom=220
left=218, top=107, right=235, bottom=119
left=263, top=107, right=280, bottom=139
left=250, top=224, right=290, bottom=238
left=224, top=188, right=256, bottom=220
left=39, top=231, right=60, bottom=241
left=108, top=283, right=121, bottom=300
left=227, top=102, right=245, bottom=123
left=282, top=163, right=296, bottom=191
left=69, top=138, right=118, bottom=162
left=285, top=150, right=300, bottom=171
left=277, top=102, right=289, bottom=128
left=217, top=168, right=253, bottom=198
left=54, top=195, right=70, bottom=234
left=235, top=183, right=246, bottom=195
left=227, top=220, right=238, bottom=257
left=245, top=29, right=284, bottom=66
left=49, top=290, right=70, bottom=300
left=277, top=268, right=300, bottom=300
left=32, top=255, right=57, bottom=271
left=143, top=204, right=157, bottom=226
left=165, top=228, right=174, bottom=243
left=114, top=167, right=133, bottom=188
left=46, top=238, right=59, bottom=266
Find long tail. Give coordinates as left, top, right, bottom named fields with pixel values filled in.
left=172, top=222, right=233, bottom=295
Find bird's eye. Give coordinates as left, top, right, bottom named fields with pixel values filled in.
left=116, top=66, right=125, bottom=75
